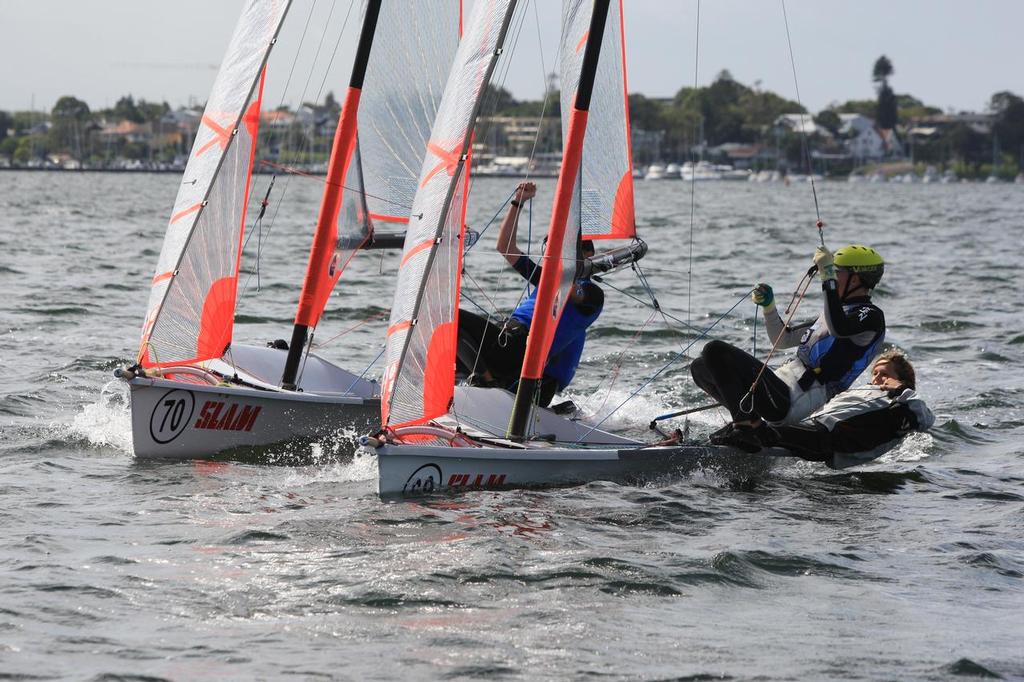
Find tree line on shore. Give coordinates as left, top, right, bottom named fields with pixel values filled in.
left=2, top=56, right=1022, bottom=179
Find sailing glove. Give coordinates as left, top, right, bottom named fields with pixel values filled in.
left=814, top=246, right=836, bottom=282
left=752, top=283, right=775, bottom=310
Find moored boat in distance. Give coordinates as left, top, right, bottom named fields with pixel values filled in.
left=644, top=162, right=667, bottom=180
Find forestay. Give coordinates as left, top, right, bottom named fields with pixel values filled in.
left=140, top=0, right=290, bottom=368
left=560, top=0, right=635, bottom=240
left=382, top=0, right=517, bottom=428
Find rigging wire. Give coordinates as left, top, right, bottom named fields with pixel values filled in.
left=578, top=308, right=658, bottom=418
left=686, top=0, right=701, bottom=326
left=523, top=0, right=558, bottom=186
left=592, top=275, right=702, bottom=335
left=310, top=309, right=389, bottom=348
left=739, top=267, right=815, bottom=412
left=576, top=287, right=756, bottom=441
left=780, top=0, right=824, bottom=240
left=732, top=1, right=831, bottom=403
left=343, top=345, right=385, bottom=395
left=239, top=0, right=358, bottom=301
left=471, top=0, right=531, bottom=177
left=235, top=0, right=321, bottom=302
left=254, top=159, right=414, bottom=213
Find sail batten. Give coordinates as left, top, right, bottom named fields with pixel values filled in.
left=140, top=0, right=290, bottom=368
left=383, top=0, right=518, bottom=428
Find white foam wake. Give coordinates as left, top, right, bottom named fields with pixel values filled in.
left=63, top=380, right=133, bottom=454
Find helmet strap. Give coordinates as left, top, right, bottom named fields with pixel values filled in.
left=838, top=271, right=865, bottom=300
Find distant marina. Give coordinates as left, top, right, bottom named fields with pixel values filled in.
left=5, top=156, right=1022, bottom=185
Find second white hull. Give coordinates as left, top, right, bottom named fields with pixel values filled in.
left=376, top=443, right=780, bottom=496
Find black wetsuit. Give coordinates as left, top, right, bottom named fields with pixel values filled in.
left=767, top=384, right=935, bottom=468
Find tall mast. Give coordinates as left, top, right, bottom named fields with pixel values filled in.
left=507, top=0, right=611, bottom=440
left=281, top=0, right=382, bottom=390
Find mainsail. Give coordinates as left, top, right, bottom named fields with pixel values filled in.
left=382, top=0, right=518, bottom=428
left=140, top=0, right=290, bottom=368
left=560, top=0, right=635, bottom=240
left=294, top=1, right=463, bottom=332
left=282, top=0, right=462, bottom=389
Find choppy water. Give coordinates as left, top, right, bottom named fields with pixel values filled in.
left=1, top=170, right=1022, bottom=680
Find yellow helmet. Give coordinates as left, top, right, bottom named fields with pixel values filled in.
left=833, top=244, right=884, bottom=288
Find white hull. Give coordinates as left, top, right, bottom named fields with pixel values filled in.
left=376, top=385, right=779, bottom=496
left=127, top=344, right=379, bottom=461
left=376, top=442, right=780, bottom=496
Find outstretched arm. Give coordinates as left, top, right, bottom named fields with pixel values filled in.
left=495, top=182, right=536, bottom=267
left=753, top=284, right=811, bottom=349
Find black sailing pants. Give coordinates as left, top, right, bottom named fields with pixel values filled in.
left=690, top=339, right=791, bottom=423
left=455, top=310, right=558, bottom=407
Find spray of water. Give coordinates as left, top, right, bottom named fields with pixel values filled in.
left=63, top=380, right=133, bottom=454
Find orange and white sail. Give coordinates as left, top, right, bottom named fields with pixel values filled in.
left=560, top=0, right=635, bottom=240
left=382, top=0, right=518, bottom=428
left=296, top=1, right=464, bottom=331
left=140, top=0, right=290, bottom=368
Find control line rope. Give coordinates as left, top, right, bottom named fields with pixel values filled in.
left=686, top=0, right=701, bottom=326
left=780, top=0, right=823, bottom=237
left=576, top=287, right=755, bottom=442
left=739, top=267, right=815, bottom=412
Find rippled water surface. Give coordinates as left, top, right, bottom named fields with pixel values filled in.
left=1, top=171, right=1022, bottom=680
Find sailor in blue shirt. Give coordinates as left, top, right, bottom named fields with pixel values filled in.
left=456, top=182, right=603, bottom=406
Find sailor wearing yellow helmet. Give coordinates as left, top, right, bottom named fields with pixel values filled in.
left=690, top=244, right=886, bottom=451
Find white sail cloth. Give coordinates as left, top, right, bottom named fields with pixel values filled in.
left=560, top=0, right=635, bottom=240
left=382, top=0, right=517, bottom=428
left=141, top=0, right=289, bottom=367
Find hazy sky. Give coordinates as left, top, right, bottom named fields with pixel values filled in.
left=2, top=1, right=1021, bottom=115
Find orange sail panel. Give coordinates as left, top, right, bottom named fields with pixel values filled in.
left=382, top=0, right=516, bottom=428
left=294, top=86, right=362, bottom=329
left=140, top=1, right=288, bottom=367
left=519, top=107, right=589, bottom=381
left=560, top=0, right=635, bottom=240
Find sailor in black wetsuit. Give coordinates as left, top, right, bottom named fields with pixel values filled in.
left=765, top=350, right=935, bottom=467
left=690, top=244, right=886, bottom=449
left=456, top=182, right=603, bottom=407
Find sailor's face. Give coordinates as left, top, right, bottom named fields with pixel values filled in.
left=870, top=361, right=901, bottom=389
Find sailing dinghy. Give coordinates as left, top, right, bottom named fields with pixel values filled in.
left=369, top=0, right=775, bottom=495
left=117, top=0, right=461, bottom=460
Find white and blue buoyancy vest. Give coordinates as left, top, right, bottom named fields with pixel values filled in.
left=795, top=298, right=886, bottom=401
